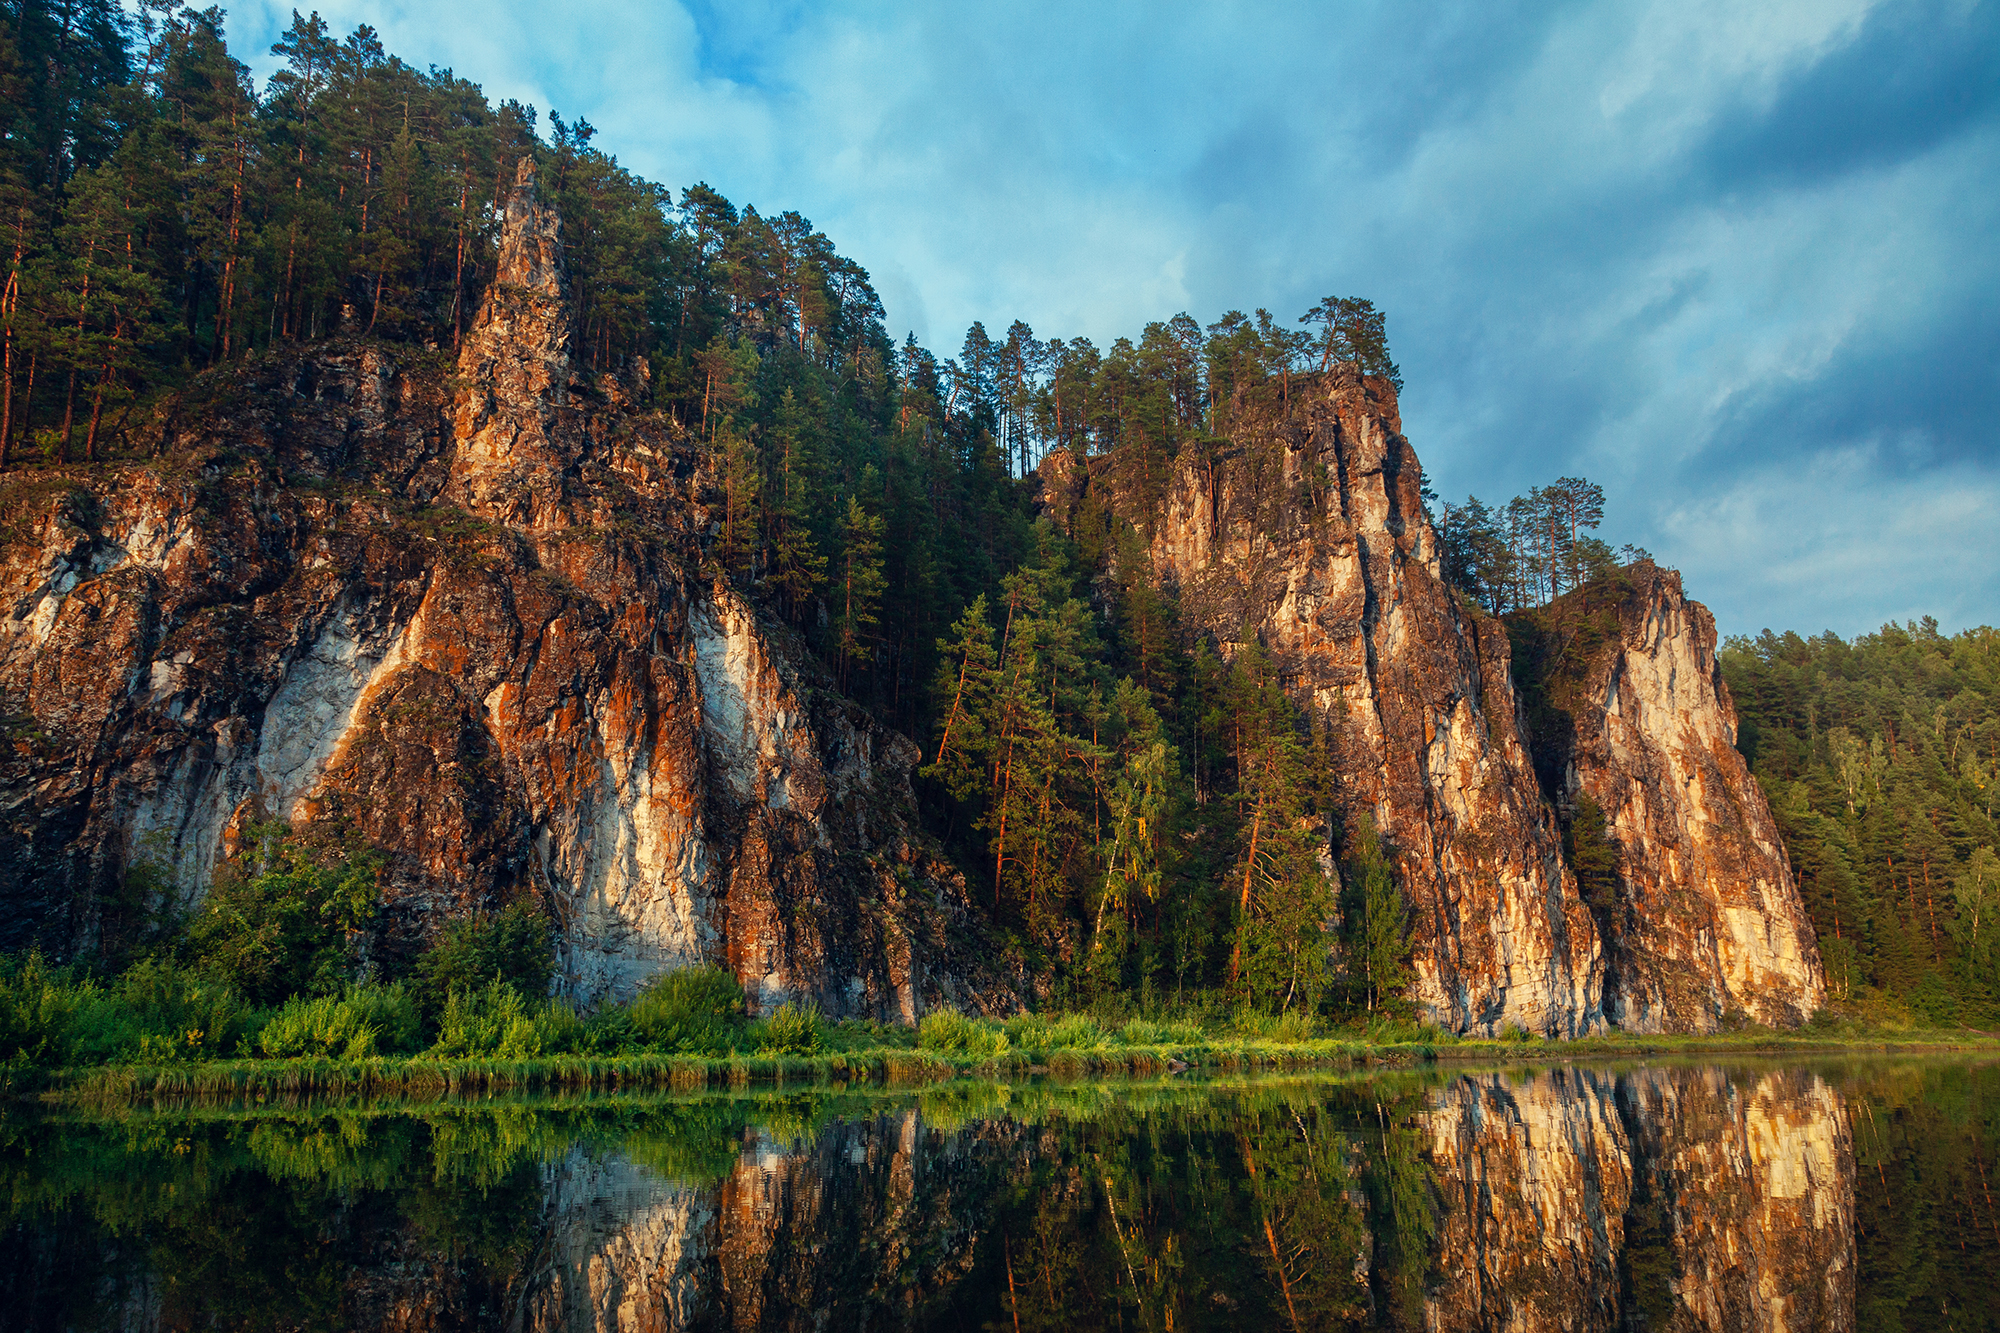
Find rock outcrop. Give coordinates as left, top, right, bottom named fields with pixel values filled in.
left=1042, top=373, right=1603, bottom=1035
left=0, top=157, right=1818, bottom=1031
left=0, top=160, right=1004, bottom=1015
left=1038, top=370, right=1823, bottom=1034
left=1517, top=566, right=1825, bottom=1029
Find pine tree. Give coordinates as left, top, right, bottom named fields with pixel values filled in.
left=1225, top=644, right=1336, bottom=1012
left=1345, top=815, right=1411, bottom=1013
left=1088, top=681, right=1178, bottom=992
left=835, top=493, right=886, bottom=691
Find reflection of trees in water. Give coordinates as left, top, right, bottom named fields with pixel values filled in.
left=1, top=1066, right=1996, bottom=1330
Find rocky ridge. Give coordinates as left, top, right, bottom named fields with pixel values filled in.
left=1037, top=370, right=1823, bottom=1033
left=1515, top=564, right=1825, bottom=1029
left=0, top=155, right=1821, bottom=1033
left=0, top=160, right=1003, bottom=1015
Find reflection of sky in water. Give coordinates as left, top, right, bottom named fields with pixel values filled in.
left=3, top=1060, right=1995, bottom=1330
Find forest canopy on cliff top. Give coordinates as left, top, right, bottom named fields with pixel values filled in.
left=2, top=2, right=1994, bottom=1028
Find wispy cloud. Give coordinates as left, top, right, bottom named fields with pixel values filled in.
left=220, top=0, right=1999, bottom=636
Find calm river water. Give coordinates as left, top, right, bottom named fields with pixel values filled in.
left=0, top=1057, right=1993, bottom=1331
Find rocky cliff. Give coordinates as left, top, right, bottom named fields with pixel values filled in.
left=1512, top=566, right=1825, bottom=1029
left=0, top=160, right=1002, bottom=1015
left=1038, top=370, right=1822, bottom=1034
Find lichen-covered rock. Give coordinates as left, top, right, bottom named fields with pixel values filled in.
left=0, top=159, right=1006, bottom=1016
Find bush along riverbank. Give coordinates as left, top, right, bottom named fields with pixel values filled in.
left=10, top=956, right=1998, bottom=1107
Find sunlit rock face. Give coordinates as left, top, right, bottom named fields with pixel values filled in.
left=1420, top=1066, right=1855, bottom=1332
left=1038, top=366, right=1824, bottom=1036
left=1551, top=566, right=1826, bottom=1031
left=0, top=163, right=1006, bottom=1016
left=1039, top=374, right=1603, bottom=1036
left=518, top=1111, right=1010, bottom=1331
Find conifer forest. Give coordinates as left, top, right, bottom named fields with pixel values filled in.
left=0, top=0, right=1994, bottom=1033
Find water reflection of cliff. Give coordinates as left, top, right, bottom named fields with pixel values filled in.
left=514, top=1110, right=1015, bottom=1332
left=0, top=1064, right=1915, bottom=1331
left=496, top=1069, right=1855, bottom=1333
left=1424, top=1067, right=1855, bottom=1332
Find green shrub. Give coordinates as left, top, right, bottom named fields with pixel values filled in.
left=919, top=1008, right=1010, bottom=1057
left=1232, top=1009, right=1315, bottom=1043
left=1044, top=1014, right=1110, bottom=1050
left=186, top=839, right=381, bottom=1004
left=256, top=984, right=421, bottom=1060
left=509, top=998, right=585, bottom=1058
left=428, top=980, right=585, bottom=1059
left=259, top=994, right=380, bottom=1060
left=582, top=1005, right=640, bottom=1055
left=0, top=952, right=93, bottom=1068
left=755, top=1002, right=826, bottom=1056
left=1116, top=1017, right=1203, bottom=1046
left=629, top=967, right=746, bottom=1056
left=73, top=960, right=261, bottom=1065
left=345, top=983, right=423, bottom=1053
left=411, top=903, right=553, bottom=1013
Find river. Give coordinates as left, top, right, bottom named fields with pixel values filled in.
left=0, top=1056, right=1993, bottom=1330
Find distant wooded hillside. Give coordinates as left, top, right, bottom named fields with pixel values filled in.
left=1724, top=622, right=2000, bottom=1025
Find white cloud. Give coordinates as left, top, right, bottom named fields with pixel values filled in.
left=216, top=0, right=1998, bottom=638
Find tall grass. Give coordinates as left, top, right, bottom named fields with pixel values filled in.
left=753, top=1003, right=825, bottom=1056
left=919, top=1009, right=1010, bottom=1057
left=258, top=985, right=422, bottom=1060
left=628, top=967, right=746, bottom=1055
left=428, top=981, right=585, bottom=1059
left=0, top=954, right=263, bottom=1067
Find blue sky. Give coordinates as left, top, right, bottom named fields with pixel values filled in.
left=222, top=0, right=1998, bottom=639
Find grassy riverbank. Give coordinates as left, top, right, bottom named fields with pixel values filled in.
left=17, top=1009, right=1997, bottom=1108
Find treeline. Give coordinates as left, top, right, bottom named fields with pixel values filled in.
left=1438, top=477, right=1650, bottom=615
left=0, top=6, right=1437, bottom=1014
left=1723, top=620, right=2000, bottom=1024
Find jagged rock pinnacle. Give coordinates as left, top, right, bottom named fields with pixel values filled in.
left=449, top=154, right=574, bottom=522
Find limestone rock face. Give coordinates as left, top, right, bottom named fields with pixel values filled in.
left=1421, top=1065, right=1855, bottom=1332
left=1040, top=370, right=1823, bottom=1034
left=1044, top=373, right=1603, bottom=1035
left=0, top=165, right=1004, bottom=1015
left=1545, top=566, right=1825, bottom=1030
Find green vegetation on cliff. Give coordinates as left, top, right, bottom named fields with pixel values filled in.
left=0, top=2, right=1425, bottom=1018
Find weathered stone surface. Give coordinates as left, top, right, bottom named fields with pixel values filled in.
left=1041, top=369, right=1822, bottom=1034
left=1043, top=373, right=1603, bottom=1035
left=0, top=161, right=1005, bottom=1015
left=1534, top=566, right=1826, bottom=1030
